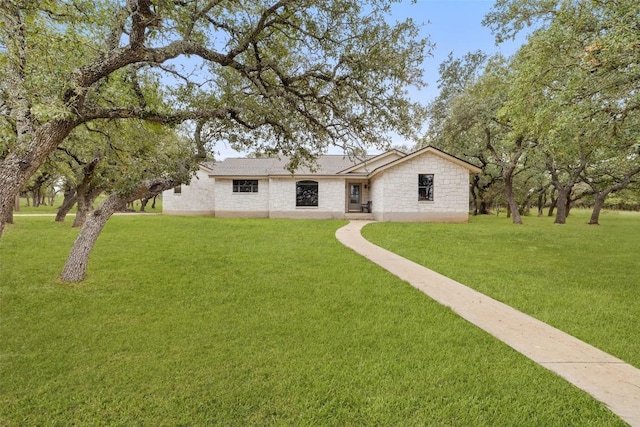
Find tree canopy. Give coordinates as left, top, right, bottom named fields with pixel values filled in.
left=426, top=0, right=640, bottom=224
left=0, top=0, right=431, bottom=236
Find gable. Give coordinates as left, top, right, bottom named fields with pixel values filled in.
left=369, top=146, right=481, bottom=177
left=338, top=150, right=406, bottom=174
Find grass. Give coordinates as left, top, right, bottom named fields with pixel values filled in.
left=362, top=209, right=640, bottom=369
left=13, top=195, right=162, bottom=215
left=0, top=215, right=630, bottom=425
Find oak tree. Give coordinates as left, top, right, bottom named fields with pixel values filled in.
left=0, top=0, right=430, bottom=236
left=484, top=0, right=640, bottom=224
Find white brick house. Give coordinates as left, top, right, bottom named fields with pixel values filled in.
left=163, top=146, right=482, bottom=222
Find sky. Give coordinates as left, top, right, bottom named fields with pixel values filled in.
left=215, top=0, right=529, bottom=159
left=394, top=0, right=527, bottom=103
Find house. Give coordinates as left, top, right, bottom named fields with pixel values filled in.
left=162, top=146, right=482, bottom=222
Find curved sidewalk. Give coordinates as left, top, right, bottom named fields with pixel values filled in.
left=336, top=220, right=640, bottom=426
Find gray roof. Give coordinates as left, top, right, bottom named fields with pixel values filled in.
left=205, top=155, right=372, bottom=176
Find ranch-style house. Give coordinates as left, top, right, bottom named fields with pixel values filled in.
left=162, top=145, right=482, bottom=222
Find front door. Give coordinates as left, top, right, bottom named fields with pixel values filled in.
left=348, top=183, right=361, bottom=211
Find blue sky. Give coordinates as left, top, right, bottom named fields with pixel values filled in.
left=394, top=0, right=526, bottom=103
left=216, top=0, right=529, bottom=158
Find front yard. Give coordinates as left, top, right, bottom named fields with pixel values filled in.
left=363, top=210, right=640, bottom=369
left=0, top=215, right=631, bottom=425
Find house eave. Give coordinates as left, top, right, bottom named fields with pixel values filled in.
left=369, top=146, right=482, bottom=178
left=337, top=150, right=406, bottom=174
left=208, top=174, right=362, bottom=180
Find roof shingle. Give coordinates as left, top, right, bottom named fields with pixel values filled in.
left=205, top=155, right=372, bottom=176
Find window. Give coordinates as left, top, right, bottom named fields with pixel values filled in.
left=173, top=185, right=182, bottom=194
left=296, top=180, right=318, bottom=206
left=418, top=174, right=434, bottom=201
left=233, top=179, right=259, bottom=193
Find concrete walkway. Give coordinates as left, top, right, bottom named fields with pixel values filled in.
left=336, top=220, right=640, bottom=426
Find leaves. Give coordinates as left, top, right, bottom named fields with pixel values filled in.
left=426, top=0, right=640, bottom=223
left=1, top=0, right=430, bottom=198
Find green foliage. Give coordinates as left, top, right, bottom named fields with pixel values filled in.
left=50, top=120, right=195, bottom=204
left=0, top=216, right=625, bottom=425
left=425, top=52, right=540, bottom=222
left=427, top=0, right=640, bottom=220
left=1, top=0, right=432, bottom=229
left=604, top=186, right=640, bottom=211
left=4, top=0, right=429, bottom=157
left=2, top=1, right=119, bottom=121
left=500, top=0, right=639, bottom=220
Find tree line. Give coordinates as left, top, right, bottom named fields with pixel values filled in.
left=424, top=0, right=640, bottom=225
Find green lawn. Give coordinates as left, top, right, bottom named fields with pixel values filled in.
left=13, top=195, right=162, bottom=215
left=0, top=215, right=630, bottom=426
left=363, top=209, right=640, bottom=370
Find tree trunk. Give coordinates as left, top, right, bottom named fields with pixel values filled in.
left=31, top=190, right=40, bottom=208
left=565, top=192, right=573, bottom=217
left=151, top=194, right=158, bottom=209
left=504, top=176, right=523, bottom=224
left=2, top=205, right=14, bottom=225
left=55, top=190, right=77, bottom=222
left=548, top=196, right=557, bottom=217
left=0, top=119, right=76, bottom=237
left=537, top=190, right=545, bottom=216
left=589, top=194, right=606, bottom=225
left=72, top=196, right=91, bottom=228
left=554, top=187, right=571, bottom=224
left=584, top=166, right=640, bottom=225
left=60, top=178, right=180, bottom=283
left=479, top=200, right=490, bottom=215
left=60, top=196, right=125, bottom=283
left=14, top=194, right=20, bottom=212
left=72, top=188, right=102, bottom=228
left=140, top=197, right=149, bottom=212
left=470, top=186, right=479, bottom=216
left=519, top=192, right=534, bottom=216
left=71, top=159, right=101, bottom=228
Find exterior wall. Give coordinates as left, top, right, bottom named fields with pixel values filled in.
left=163, top=152, right=473, bottom=222
left=214, top=178, right=270, bottom=218
left=269, top=177, right=347, bottom=219
left=162, top=169, right=215, bottom=215
left=372, top=153, right=471, bottom=222
left=369, top=175, right=384, bottom=219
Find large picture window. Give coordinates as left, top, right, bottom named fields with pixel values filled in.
left=296, top=180, right=318, bottom=206
left=418, top=174, right=434, bottom=201
left=233, top=179, right=259, bottom=193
